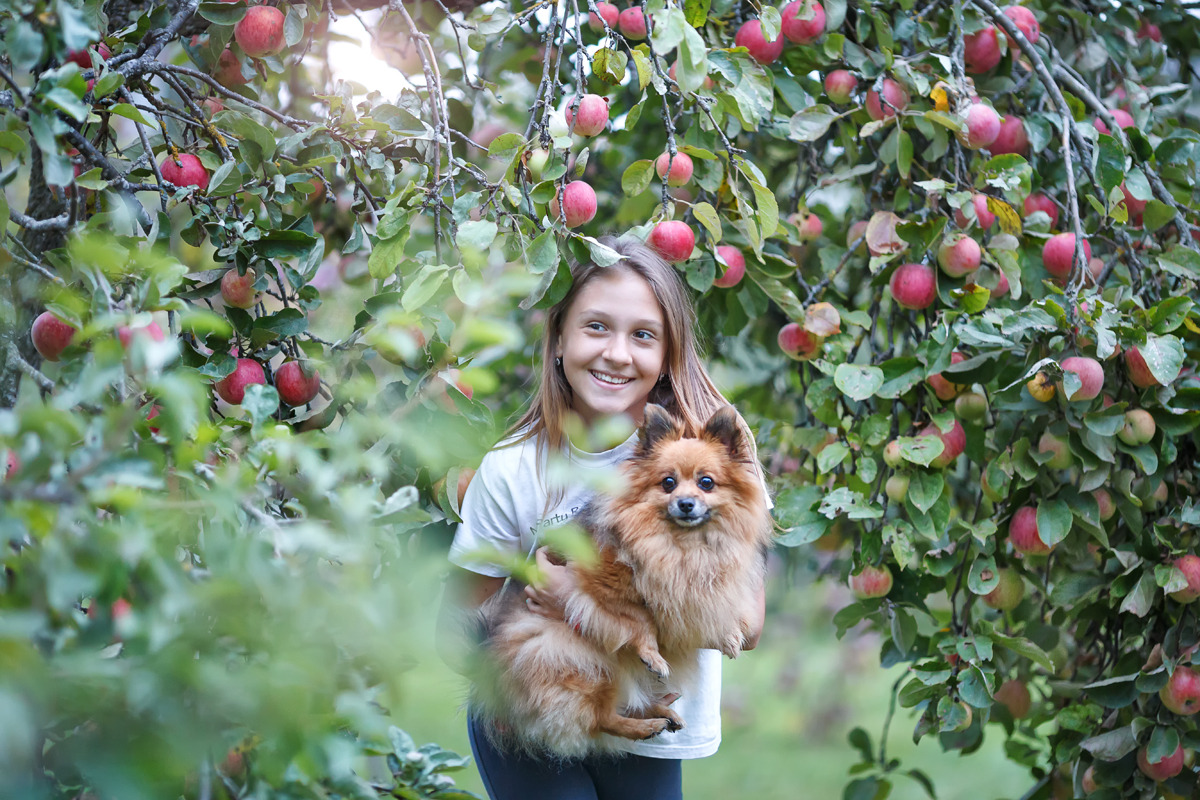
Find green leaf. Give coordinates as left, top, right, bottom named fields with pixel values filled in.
left=1081, top=726, right=1137, bottom=761
left=788, top=104, right=838, bottom=143
left=897, top=129, right=913, bottom=179
left=692, top=202, right=722, bottom=242
left=1095, top=134, right=1125, bottom=194
left=108, top=103, right=154, bottom=125
left=402, top=264, right=449, bottom=311
left=1139, top=334, right=1185, bottom=385
left=242, top=383, right=279, bottom=425
left=456, top=220, right=497, bottom=250
left=897, top=435, right=943, bottom=467
left=750, top=182, right=779, bottom=239
left=833, top=364, right=884, bottom=401
left=621, top=160, right=655, bottom=196
left=1118, top=571, right=1155, bottom=618
left=527, top=229, right=558, bottom=275
left=1036, top=498, right=1072, bottom=547
left=683, top=0, right=711, bottom=27
left=986, top=628, right=1055, bottom=672
left=581, top=236, right=624, bottom=267
left=907, top=471, right=943, bottom=514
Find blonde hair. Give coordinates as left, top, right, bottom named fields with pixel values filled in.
left=509, top=236, right=759, bottom=464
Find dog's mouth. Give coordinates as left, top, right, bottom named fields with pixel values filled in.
left=667, top=500, right=711, bottom=527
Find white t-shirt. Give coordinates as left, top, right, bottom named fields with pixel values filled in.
left=449, top=430, right=724, bottom=759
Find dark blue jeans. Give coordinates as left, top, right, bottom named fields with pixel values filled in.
left=467, top=716, right=684, bottom=800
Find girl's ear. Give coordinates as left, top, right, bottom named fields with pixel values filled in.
left=639, top=404, right=680, bottom=453
left=702, top=406, right=744, bottom=458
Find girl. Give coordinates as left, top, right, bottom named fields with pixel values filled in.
left=439, top=235, right=769, bottom=800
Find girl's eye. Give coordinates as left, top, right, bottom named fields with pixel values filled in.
left=698, top=476, right=715, bottom=491
left=587, top=322, right=606, bottom=332
left=661, top=476, right=677, bottom=492
left=634, top=330, right=655, bottom=341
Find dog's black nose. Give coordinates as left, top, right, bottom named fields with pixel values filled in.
left=677, top=498, right=694, bottom=514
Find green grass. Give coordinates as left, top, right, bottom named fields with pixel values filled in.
left=393, top=579, right=1033, bottom=800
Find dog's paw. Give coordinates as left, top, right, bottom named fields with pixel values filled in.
left=641, top=652, right=671, bottom=678
left=637, top=718, right=671, bottom=740
left=662, top=710, right=685, bottom=732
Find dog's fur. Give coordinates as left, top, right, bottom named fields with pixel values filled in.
left=468, top=404, right=773, bottom=758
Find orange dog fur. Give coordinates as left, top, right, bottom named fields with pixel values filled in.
left=469, top=404, right=773, bottom=758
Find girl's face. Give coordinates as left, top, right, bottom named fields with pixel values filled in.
left=556, top=268, right=667, bottom=427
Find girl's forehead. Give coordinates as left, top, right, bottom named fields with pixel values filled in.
left=569, top=268, right=664, bottom=318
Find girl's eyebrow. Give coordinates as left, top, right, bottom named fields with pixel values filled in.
left=577, top=309, right=663, bottom=331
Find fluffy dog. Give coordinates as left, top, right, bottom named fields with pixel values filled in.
left=468, top=404, right=773, bottom=758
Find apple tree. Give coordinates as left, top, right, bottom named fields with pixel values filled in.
left=1, top=0, right=1198, bottom=796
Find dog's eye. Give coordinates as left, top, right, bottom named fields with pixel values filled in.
left=661, top=477, right=677, bottom=492
left=698, top=476, right=715, bottom=491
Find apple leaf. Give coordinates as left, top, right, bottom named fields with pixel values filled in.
left=1036, top=498, right=1072, bottom=547
left=692, top=202, right=722, bottom=242
left=818, top=487, right=883, bottom=520
left=865, top=211, right=904, bottom=255
left=1154, top=564, right=1189, bottom=594
left=1139, top=334, right=1185, bottom=385
left=967, top=556, right=999, bottom=595
left=804, top=302, right=841, bottom=336
left=833, top=364, right=883, bottom=401
left=907, top=471, right=943, bottom=514
left=621, top=159, right=654, bottom=196
left=456, top=220, right=497, bottom=250
left=788, top=104, right=838, bottom=143
left=898, top=435, right=944, bottom=467
left=1148, top=726, right=1181, bottom=765
left=242, top=384, right=279, bottom=427
left=1119, top=570, right=1156, bottom=618
left=1081, top=726, right=1137, bottom=761
left=985, top=628, right=1054, bottom=672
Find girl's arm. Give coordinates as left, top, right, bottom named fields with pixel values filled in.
left=742, top=577, right=766, bottom=651
left=435, top=567, right=506, bottom=673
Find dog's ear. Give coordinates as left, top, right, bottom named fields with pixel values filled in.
left=639, top=404, right=681, bottom=453
left=703, top=406, right=744, bottom=458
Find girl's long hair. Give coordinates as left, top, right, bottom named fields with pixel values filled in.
left=509, top=235, right=760, bottom=467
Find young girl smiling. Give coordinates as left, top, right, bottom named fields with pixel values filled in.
left=440, top=235, right=769, bottom=800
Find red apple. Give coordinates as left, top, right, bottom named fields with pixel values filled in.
left=214, top=49, right=248, bottom=86
left=4, top=449, right=19, bottom=479
left=954, top=194, right=996, bottom=230
left=824, top=69, right=857, bottom=104
left=927, top=351, right=967, bottom=401
left=549, top=181, right=597, bottom=228
left=937, top=234, right=982, bottom=277
left=1059, top=356, right=1104, bottom=401
left=66, top=42, right=111, bottom=68
left=993, top=677, right=1032, bottom=717
left=276, top=360, right=321, bottom=406
left=1002, top=5, right=1039, bottom=48
left=781, top=0, right=825, bottom=44
left=234, top=5, right=286, bottom=58
left=31, top=311, right=77, bottom=362
left=1081, top=765, right=1098, bottom=794
left=992, top=268, right=1010, bottom=298
left=793, top=212, right=823, bottom=242
left=203, top=97, right=225, bottom=116
left=564, top=94, right=610, bottom=136
left=648, top=221, right=695, bottom=262
left=1023, top=193, right=1060, bottom=227
left=849, top=564, right=893, bottom=599
left=1169, top=555, right=1200, bottom=602
left=1118, top=183, right=1146, bottom=227
left=220, top=268, right=260, bottom=309
left=964, top=26, right=1003, bottom=73
left=1009, top=505, right=1052, bottom=555
left=160, top=153, right=210, bottom=191
left=734, top=19, right=784, bottom=65
left=1137, top=21, right=1163, bottom=42
left=1093, top=488, right=1116, bottom=521
left=982, top=567, right=1025, bottom=611
left=588, top=2, right=619, bottom=30
left=920, top=419, right=966, bottom=469
left=847, top=219, right=869, bottom=253
left=655, top=152, right=693, bottom=187
left=1093, top=108, right=1134, bottom=134
left=1160, top=665, right=1200, bottom=715
left=865, top=78, right=909, bottom=120
left=889, top=262, right=937, bottom=310
left=1041, top=232, right=1091, bottom=279
left=990, top=115, right=1029, bottom=156
left=117, top=321, right=166, bottom=349
left=777, top=322, right=821, bottom=360
left=215, top=358, right=267, bottom=404
left=713, top=245, right=746, bottom=288
left=617, top=7, right=648, bottom=39
left=1125, top=345, right=1174, bottom=389
left=960, top=103, right=1001, bottom=149
left=1118, top=408, right=1156, bottom=445
left=1137, top=744, right=1184, bottom=781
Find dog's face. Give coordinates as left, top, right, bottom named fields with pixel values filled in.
left=631, top=405, right=748, bottom=529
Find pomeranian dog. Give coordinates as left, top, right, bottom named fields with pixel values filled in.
left=468, top=404, right=773, bottom=758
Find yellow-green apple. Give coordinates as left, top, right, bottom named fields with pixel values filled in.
left=1023, top=192, right=1059, bottom=227
left=959, top=103, right=1001, bottom=149
left=655, top=152, right=693, bottom=186
left=882, top=439, right=903, bottom=468
left=865, top=78, right=909, bottom=120
left=824, top=69, right=857, bottom=103
left=938, top=233, right=982, bottom=277
left=982, top=567, right=1025, bottom=611
left=1037, top=431, right=1073, bottom=470
left=849, top=564, right=893, bottom=599
left=777, top=322, right=821, bottom=361
left=990, top=115, right=1029, bottom=156
left=1009, top=505, right=1052, bottom=555
left=1059, top=356, right=1104, bottom=401
left=1118, top=408, right=1156, bottom=445
left=713, top=245, right=746, bottom=288
left=889, top=262, right=937, bottom=310
left=993, top=677, right=1032, bottom=717
left=1027, top=371, right=1056, bottom=402
left=927, top=351, right=967, bottom=400
left=734, top=19, right=784, bottom=65
left=549, top=181, right=597, bottom=228
left=276, top=361, right=320, bottom=406
left=1169, top=555, right=1200, bottom=602
left=234, top=5, right=286, bottom=58
left=1137, top=744, right=1185, bottom=781
left=885, top=474, right=909, bottom=503
left=964, top=26, right=1003, bottom=73
left=955, top=391, right=988, bottom=421
left=564, top=94, right=609, bottom=136
left=1160, top=665, right=1200, bottom=715
left=1042, top=232, right=1091, bottom=280
left=1093, top=488, right=1116, bottom=521
left=648, top=221, right=695, bottom=263
left=781, top=0, right=825, bottom=43
left=31, top=311, right=77, bottom=361
left=215, top=358, right=266, bottom=404
left=160, top=153, right=210, bottom=191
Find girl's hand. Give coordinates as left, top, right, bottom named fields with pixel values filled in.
left=524, top=547, right=575, bottom=621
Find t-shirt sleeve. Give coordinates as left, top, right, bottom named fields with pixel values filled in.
left=448, top=447, right=523, bottom=577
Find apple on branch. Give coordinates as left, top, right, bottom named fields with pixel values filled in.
left=235, top=5, right=287, bottom=59
left=160, top=153, right=210, bottom=191
left=824, top=69, right=857, bottom=104
left=712, top=245, right=745, bottom=288
left=849, top=564, right=892, bottom=599
left=564, top=94, right=610, bottom=137
left=31, top=311, right=77, bottom=362
left=549, top=181, right=597, bottom=228
left=780, top=0, right=825, bottom=44
left=215, top=358, right=267, bottom=405
left=734, top=19, right=784, bottom=65
left=647, top=221, right=695, bottom=263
